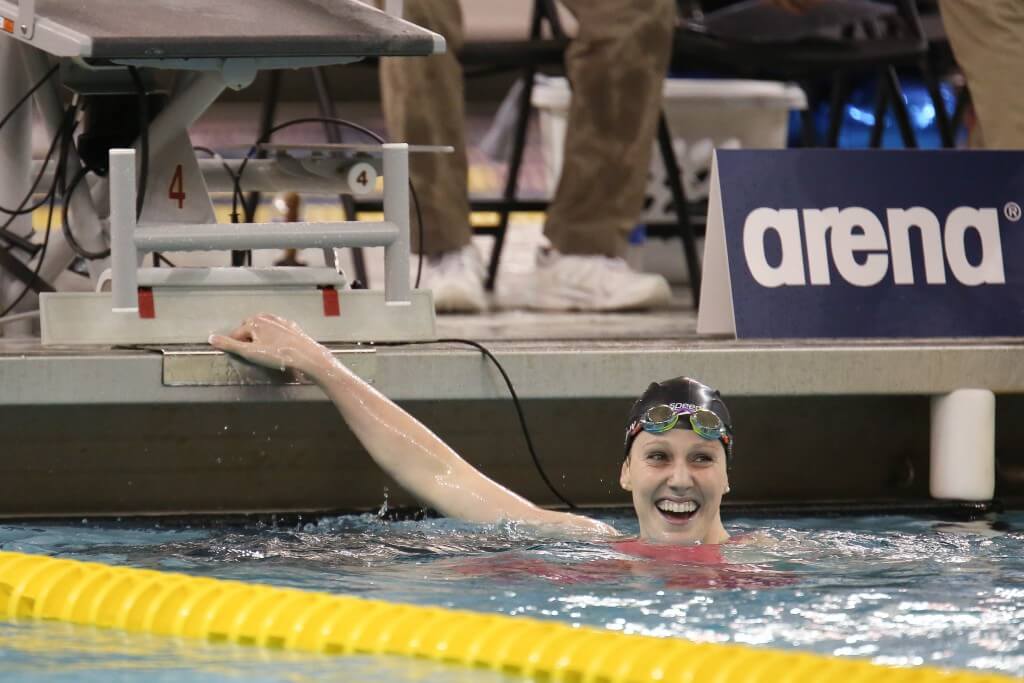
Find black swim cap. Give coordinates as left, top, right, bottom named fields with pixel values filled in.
left=624, top=377, right=733, bottom=459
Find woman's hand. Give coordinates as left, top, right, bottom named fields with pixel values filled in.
left=209, top=314, right=335, bottom=377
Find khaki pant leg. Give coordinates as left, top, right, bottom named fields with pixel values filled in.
left=380, top=0, right=471, bottom=255
left=543, top=0, right=675, bottom=257
left=939, top=0, right=1024, bottom=149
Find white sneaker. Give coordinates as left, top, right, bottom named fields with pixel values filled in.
left=527, top=247, right=672, bottom=311
left=414, top=243, right=487, bottom=313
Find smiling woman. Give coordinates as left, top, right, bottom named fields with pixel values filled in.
left=620, top=378, right=733, bottom=545
left=209, top=314, right=735, bottom=548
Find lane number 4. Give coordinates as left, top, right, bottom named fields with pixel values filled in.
left=168, top=164, right=186, bottom=208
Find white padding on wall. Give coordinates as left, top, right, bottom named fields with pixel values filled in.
left=930, top=389, right=996, bottom=501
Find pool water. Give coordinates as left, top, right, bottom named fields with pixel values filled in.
left=1, top=511, right=1022, bottom=681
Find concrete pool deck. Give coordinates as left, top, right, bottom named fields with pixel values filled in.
left=2, top=308, right=1024, bottom=404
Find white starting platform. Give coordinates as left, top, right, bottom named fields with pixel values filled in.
left=0, top=0, right=442, bottom=61
left=0, top=0, right=442, bottom=346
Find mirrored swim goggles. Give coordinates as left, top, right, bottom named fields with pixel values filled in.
left=627, top=402, right=731, bottom=446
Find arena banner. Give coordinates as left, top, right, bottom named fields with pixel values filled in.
left=697, top=149, right=1024, bottom=338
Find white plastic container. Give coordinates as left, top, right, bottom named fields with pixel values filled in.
left=531, top=76, right=807, bottom=222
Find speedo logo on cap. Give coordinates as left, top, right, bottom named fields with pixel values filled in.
left=742, top=206, right=1006, bottom=287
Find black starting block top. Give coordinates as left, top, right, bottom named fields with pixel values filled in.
left=0, top=0, right=442, bottom=60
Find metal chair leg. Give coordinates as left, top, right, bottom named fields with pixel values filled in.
left=485, top=65, right=536, bottom=292
left=826, top=75, right=847, bottom=148
left=885, top=67, right=917, bottom=148
left=799, top=108, right=817, bottom=148
left=656, top=113, right=701, bottom=308
left=951, top=84, right=970, bottom=137
left=798, top=81, right=818, bottom=147
left=869, top=73, right=889, bottom=148
left=485, top=0, right=549, bottom=292
left=919, top=60, right=954, bottom=148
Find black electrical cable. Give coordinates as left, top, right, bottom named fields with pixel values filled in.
left=191, top=145, right=240, bottom=269
left=0, top=101, right=76, bottom=255
left=55, top=100, right=77, bottom=197
left=0, top=67, right=109, bottom=315
left=193, top=145, right=240, bottom=186
left=51, top=68, right=148, bottom=263
left=374, top=338, right=578, bottom=510
left=153, top=143, right=237, bottom=269
left=0, top=103, right=77, bottom=299
left=409, top=180, right=424, bottom=289
left=0, top=63, right=63, bottom=290
left=231, top=116, right=425, bottom=286
left=0, top=113, right=68, bottom=217
left=233, top=117, right=386, bottom=220
left=60, top=165, right=110, bottom=260
left=127, top=66, right=149, bottom=220
left=149, top=252, right=176, bottom=267
left=0, top=62, right=58, bottom=136
left=0, top=140, right=60, bottom=319
left=0, top=224, right=38, bottom=255
left=52, top=102, right=111, bottom=260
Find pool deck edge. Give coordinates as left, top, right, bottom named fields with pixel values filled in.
left=2, top=336, right=1024, bottom=405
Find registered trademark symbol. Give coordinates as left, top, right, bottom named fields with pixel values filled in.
left=1004, top=202, right=1021, bottom=222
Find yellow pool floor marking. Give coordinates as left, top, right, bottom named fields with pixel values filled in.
left=0, top=551, right=1014, bottom=683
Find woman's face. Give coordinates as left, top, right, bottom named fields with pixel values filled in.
left=620, top=429, right=730, bottom=545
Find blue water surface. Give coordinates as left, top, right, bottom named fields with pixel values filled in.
left=1, top=511, right=1022, bottom=681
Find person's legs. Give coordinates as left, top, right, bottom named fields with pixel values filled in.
left=381, top=0, right=472, bottom=254
left=545, top=0, right=675, bottom=256
left=525, top=0, right=674, bottom=311
left=939, top=0, right=1024, bottom=149
left=380, top=0, right=485, bottom=311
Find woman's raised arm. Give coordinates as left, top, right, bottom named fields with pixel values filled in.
left=210, top=314, right=616, bottom=537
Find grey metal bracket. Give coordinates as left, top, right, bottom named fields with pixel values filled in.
left=16, top=0, right=34, bottom=39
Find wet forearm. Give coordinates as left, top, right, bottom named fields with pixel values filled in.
left=304, top=353, right=487, bottom=517
left=300, top=353, right=610, bottom=533
left=208, top=315, right=540, bottom=523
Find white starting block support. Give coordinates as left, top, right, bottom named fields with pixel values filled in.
left=930, top=388, right=996, bottom=501
left=108, top=145, right=411, bottom=312
left=1, top=0, right=443, bottom=346
left=40, top=143, right=435, bottom=346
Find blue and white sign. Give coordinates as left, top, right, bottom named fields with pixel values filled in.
left=697, top=150, right=1024, bottom=338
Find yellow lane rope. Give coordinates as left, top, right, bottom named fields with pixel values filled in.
left=0, top=550, right=1011, bottom=682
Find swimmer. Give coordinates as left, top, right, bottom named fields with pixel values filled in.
left=209, top=314, right=733, bottom=546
